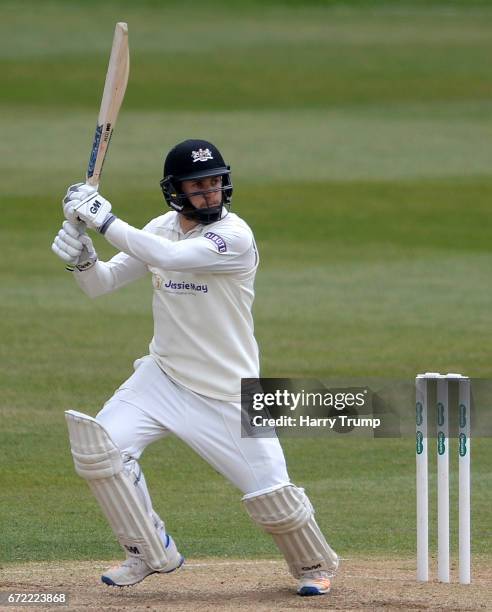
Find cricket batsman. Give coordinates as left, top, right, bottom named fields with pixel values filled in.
left=51, top=139, right=339, bottom=596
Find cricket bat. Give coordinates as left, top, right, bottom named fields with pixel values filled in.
left=86, top=22, right=129, bottom=187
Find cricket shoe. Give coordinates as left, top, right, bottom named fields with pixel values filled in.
left=297, top=570, right=332, bottom=596
left=101, top=535, right=184, bottom=587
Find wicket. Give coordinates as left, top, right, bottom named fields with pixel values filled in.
left=415, top=373, right=471, bottom=584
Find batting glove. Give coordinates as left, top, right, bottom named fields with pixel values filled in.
left=62, top=183, right=97, bottom=224
left=51, top=220, right=98, bottom=271
left=62, top=182, right=116, bottom=233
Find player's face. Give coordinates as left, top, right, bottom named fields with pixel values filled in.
left=181, top=176, right=223, bottom=209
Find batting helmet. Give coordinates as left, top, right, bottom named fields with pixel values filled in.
left=160, top=139, right=233, bottom=225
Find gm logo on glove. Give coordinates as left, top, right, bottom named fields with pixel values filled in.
left=90, top=199, right=103, bottom=214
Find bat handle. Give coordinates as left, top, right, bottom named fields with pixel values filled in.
left=64, top=220, right=87, bottom=272
left=85, top=175, right=99, bottom=188
left=81, top=174, right=99, bottom=220
left=74, top=220, right=87, bottom=234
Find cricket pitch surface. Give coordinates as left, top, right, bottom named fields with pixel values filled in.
left=1, top=557, right=490, bottom=611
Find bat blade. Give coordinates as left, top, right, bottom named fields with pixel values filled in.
left=86, top=22, right=129, bottom=187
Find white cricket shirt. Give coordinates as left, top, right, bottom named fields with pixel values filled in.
left=74, top=211, right=260, bottom=400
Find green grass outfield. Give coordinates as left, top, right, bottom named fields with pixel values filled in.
left=1, top=0, right=491, bottom=564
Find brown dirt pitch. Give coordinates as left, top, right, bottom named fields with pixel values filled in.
left=0, top=557, right=490, bottom=611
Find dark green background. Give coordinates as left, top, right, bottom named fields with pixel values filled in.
left=0, top=0, right=491, bottom=565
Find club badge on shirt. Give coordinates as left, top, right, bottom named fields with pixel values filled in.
left=204, top=232, right=227, bottom=253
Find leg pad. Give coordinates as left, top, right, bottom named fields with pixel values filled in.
left=65, top=410, right=172, bottom=571
left=243, top=484, right=338, bottom=578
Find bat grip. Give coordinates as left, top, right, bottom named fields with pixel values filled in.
left=64, top=220, right=86, bottom=272
left=74, top=220, right=87, bottom=234
left=85, top=175, right=100, bottom=188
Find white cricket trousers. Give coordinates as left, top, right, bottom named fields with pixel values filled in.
left=96, top=355, right=290, bottom=495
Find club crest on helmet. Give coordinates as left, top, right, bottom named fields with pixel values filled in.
left=192, top=148, right=213, bottom=163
